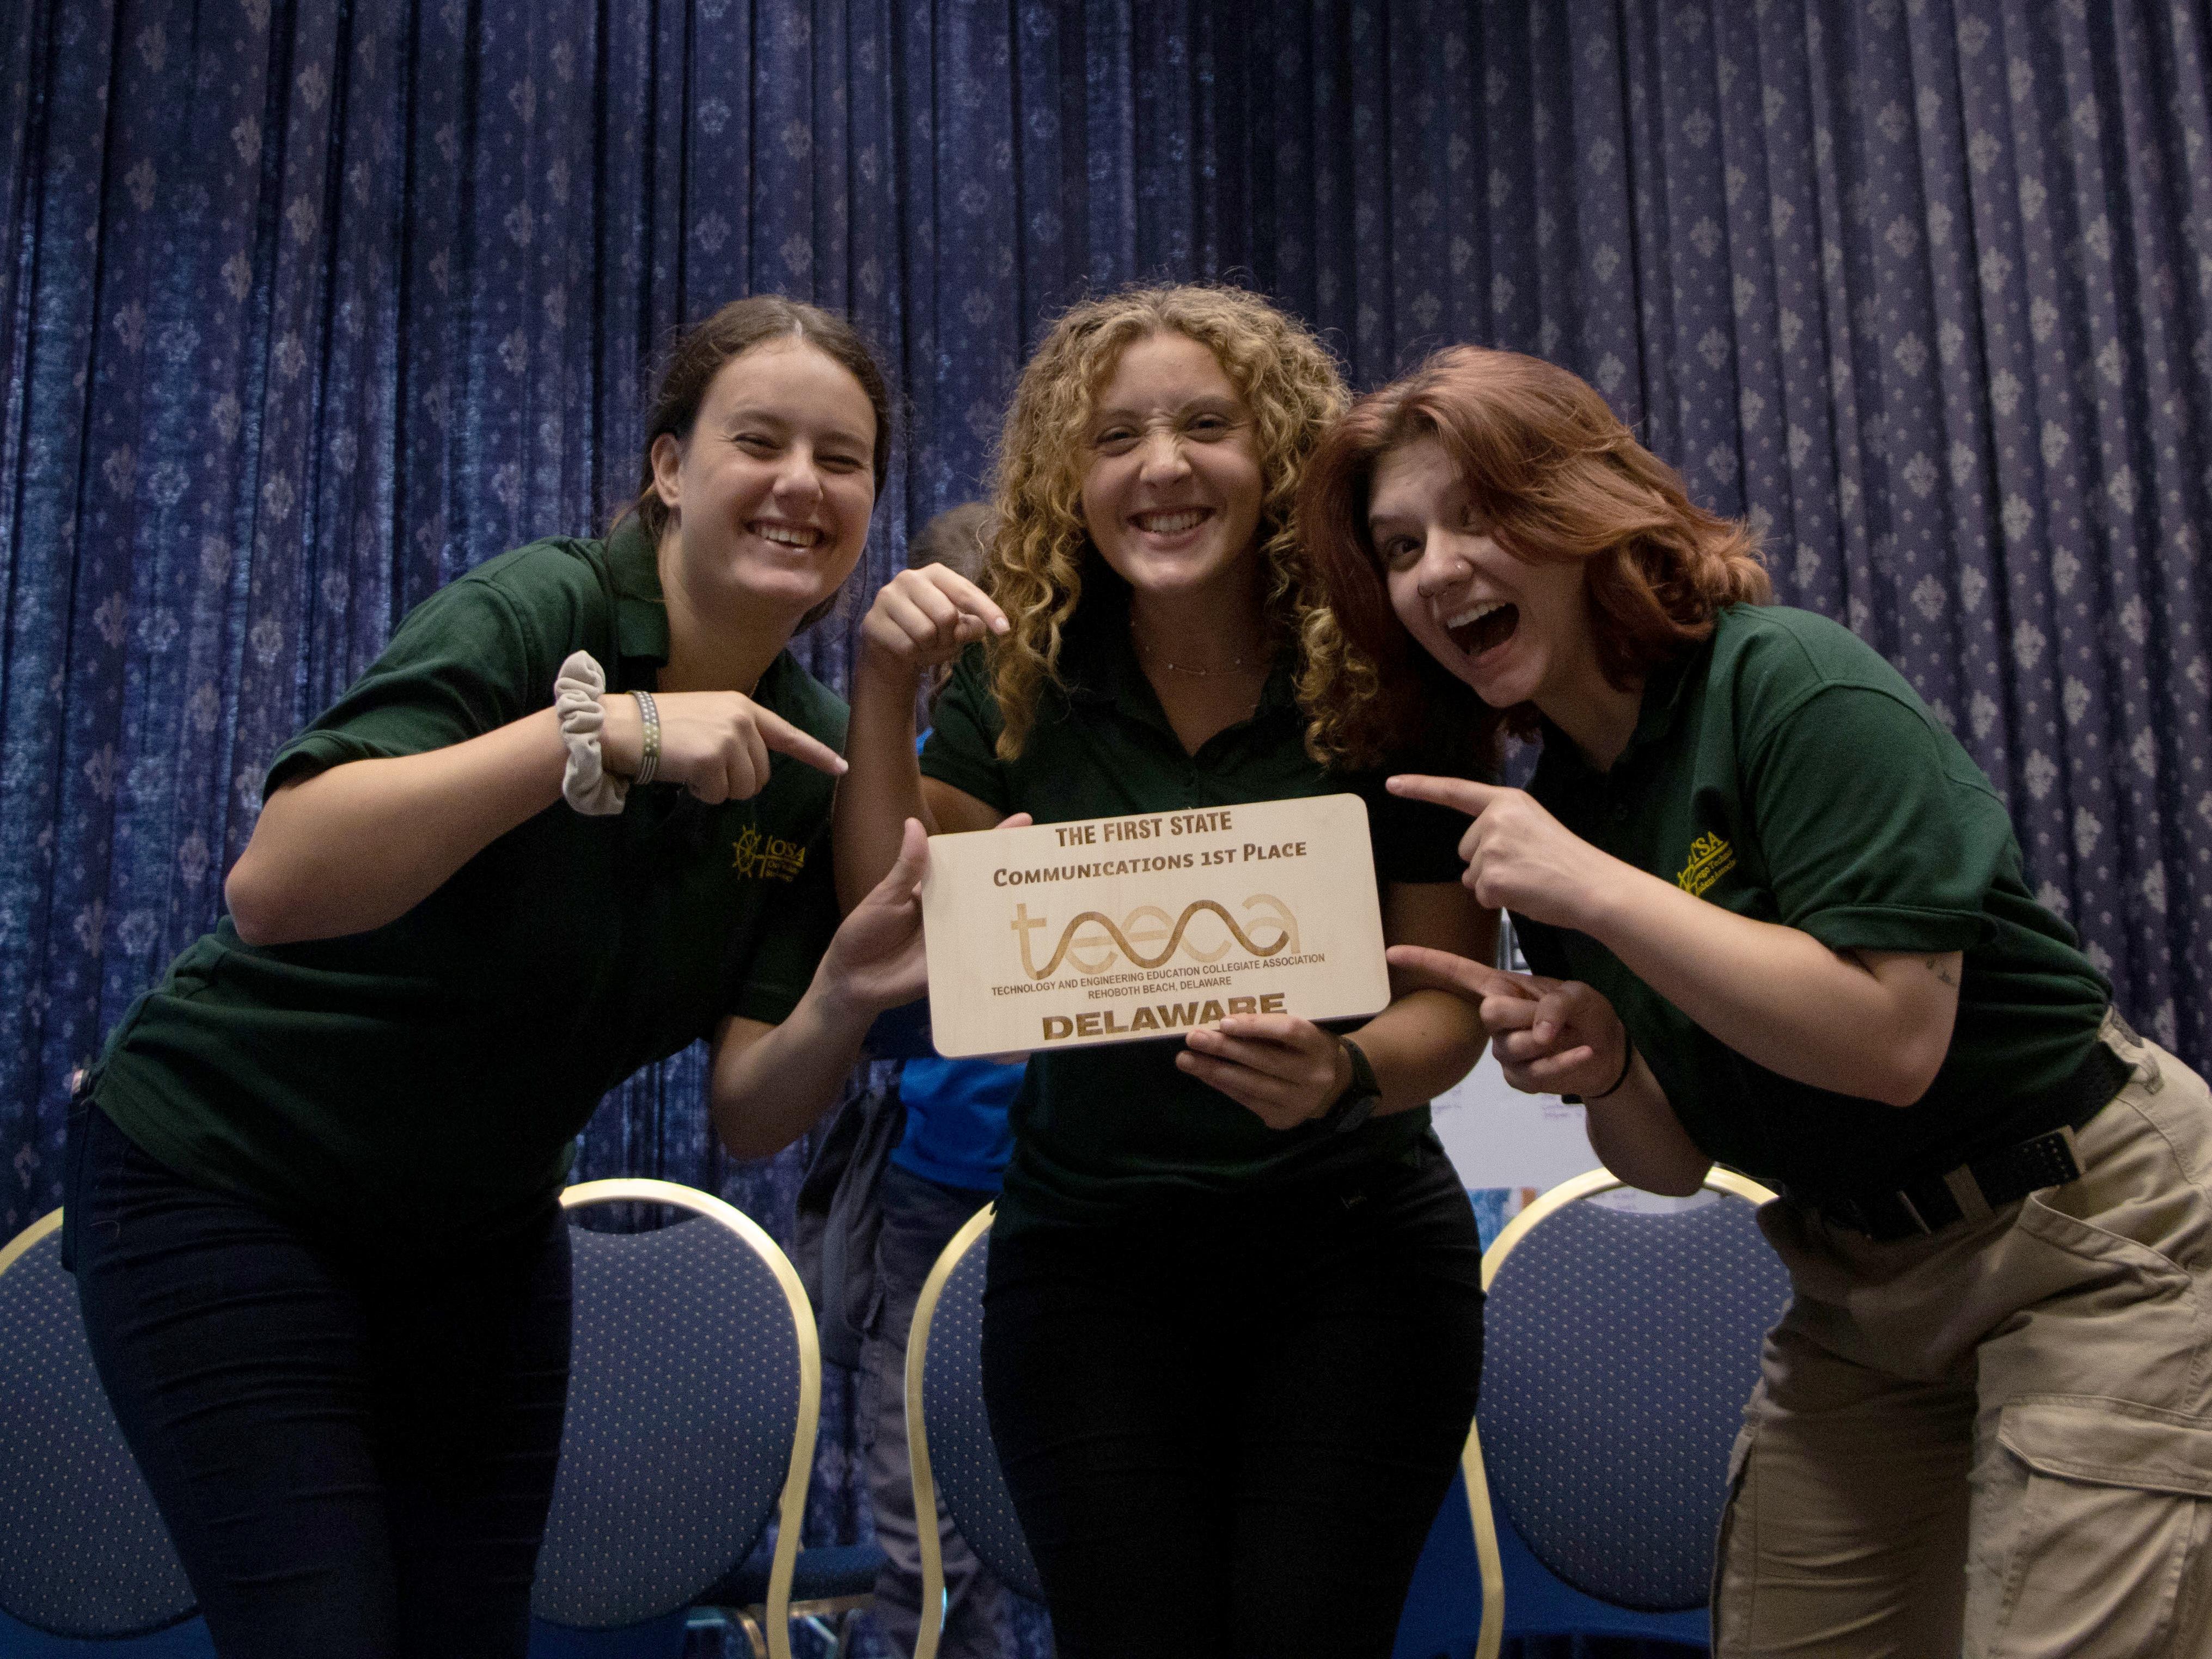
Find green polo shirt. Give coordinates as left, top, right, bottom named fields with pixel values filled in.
left=1511, top=604, right=2110, bottom=1203
left=919, top=578, right=1469, bottom=1234
left=91, top=522, right=847, bottom=1249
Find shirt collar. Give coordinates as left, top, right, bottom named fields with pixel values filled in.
left=1535, top=638, right=1702, bottom=786
left=1623, top=642, right=1699, bottom=757
left=606, top=516, right=671, bottom=669
left=602, top=516, right=802, bottom=709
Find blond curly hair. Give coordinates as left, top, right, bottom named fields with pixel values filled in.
left=981, top=285, right=1380, bottom=763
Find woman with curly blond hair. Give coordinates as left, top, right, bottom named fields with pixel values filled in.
left=1305, top=344, right=2211, bottom=1657
left=834, top=286, right=1492, bottom=1656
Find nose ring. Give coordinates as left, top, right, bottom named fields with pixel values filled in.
left=1417, top=555, right=1474, bottom=599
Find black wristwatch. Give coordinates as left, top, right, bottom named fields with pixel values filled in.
left=1319, top=1037, right=1381, bottom=1134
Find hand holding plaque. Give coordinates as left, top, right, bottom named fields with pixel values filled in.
left=918, top=795, right=1390, bottom=1058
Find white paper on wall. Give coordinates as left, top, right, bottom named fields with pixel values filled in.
left=1429, top=1048, right=1598, bottom=1193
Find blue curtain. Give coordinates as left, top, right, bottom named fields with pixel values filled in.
left=7, top=3, right=2209, bottom=1655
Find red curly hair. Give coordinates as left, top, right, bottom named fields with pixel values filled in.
left=1301, top=345, right=1770, bottom=768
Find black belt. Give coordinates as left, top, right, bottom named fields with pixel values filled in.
left=1802, top=1037, right=2134, bottom=1243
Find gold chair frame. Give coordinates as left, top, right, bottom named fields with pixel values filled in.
left=903, top=1200, right=997, bottom=1659
left=558, top=1178, right=840, bottom=1659
left=1461, top=1164, right=1779, bottom=1659
left=0, top=1205, right=63, bottom=1278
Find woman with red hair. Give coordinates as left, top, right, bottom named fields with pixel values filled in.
left=1302, top=345, right=2212, bottom=1658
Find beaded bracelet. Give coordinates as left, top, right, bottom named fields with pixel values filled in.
left=632, top=687, right=662, bottom=786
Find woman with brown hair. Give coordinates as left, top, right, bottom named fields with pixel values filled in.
left=68, top=296, right=934, bottom=1658
left=1303, top=344, right=2212, bottom=1658
left=834, top=286, right=1491, bottom=1657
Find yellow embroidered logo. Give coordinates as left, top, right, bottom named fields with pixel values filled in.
left=732, top=825, right=807, bottom=882
left=1676, top=832, right=1736, bottom=897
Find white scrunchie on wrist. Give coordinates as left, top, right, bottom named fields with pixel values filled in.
left=555, top=650, right=628, bottom=816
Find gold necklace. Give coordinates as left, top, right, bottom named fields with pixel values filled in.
left=1131, top=625, right=1264, bottom=677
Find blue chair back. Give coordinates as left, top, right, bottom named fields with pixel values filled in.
left=531, top=1180, right=818, bottom=1659
left=909, top=1209, right=1043, bottom=1619
left=0, top=1213, right=198, bottom=1642
left=1475, top=1172, right=1789, bottom=1614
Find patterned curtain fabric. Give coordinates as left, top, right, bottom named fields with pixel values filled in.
left=5, top=3, right=2208, bottom=1654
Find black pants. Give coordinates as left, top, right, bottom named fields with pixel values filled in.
left=66, top=1100, right=573, bottom=1659
left=981, top=1152, right=1486, bottom=1658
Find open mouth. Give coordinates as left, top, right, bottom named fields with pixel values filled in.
left=1130, top=507, right=1213, bottom=536
left=1445, top=600, right=1518, bottom=659
left=751, top=520, right=824, bottom=549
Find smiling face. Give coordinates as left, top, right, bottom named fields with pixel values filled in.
left=1369, top=434, right=1596, bottom=715
left=1078, top=330, right=1266, bottom=605
left=651, top=337, right=878, bottom=627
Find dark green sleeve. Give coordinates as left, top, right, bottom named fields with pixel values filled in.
left=265, top=576, right=560, bottom=792
left=1510, top=913, right=1574, bottom=981
left=918, top=648, right=1012, bottom=812
left=1744, top=685, right=2008, bottom=954
left=1365, top=780, right=1476, bottom=886
left=728, top=818, right=841, bottom=1025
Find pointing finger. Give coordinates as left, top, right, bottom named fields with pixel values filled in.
left=753, top=706, right=850, bottom=776
left=902, top=580, right=968, bottom=639
left=1385, top=775, right=1506, bottom=817
left=920, top=566, right=1011, bottom=635
left=1386, top=944, right=1541, bottom=1003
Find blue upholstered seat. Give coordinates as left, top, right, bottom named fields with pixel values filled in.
left=1394, top=1172, right=1787, bottom=1658
left=0, top=1212, right=204, bottom=1651
left=530, top=1179, right=823, bottom=1659
left=1475, top=1173, right=1791, bottom=1617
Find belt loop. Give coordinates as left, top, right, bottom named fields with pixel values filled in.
left=2100, top=1008, right=2160, bottom=1093
left=1940, top=1165, right=1995, bottom=1225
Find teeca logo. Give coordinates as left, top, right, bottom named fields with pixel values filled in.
left=1010, top=895, right=1299, bottom=980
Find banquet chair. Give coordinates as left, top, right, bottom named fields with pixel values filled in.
left=692, top=1535, right=883, bottom=1658
left=0, top=1209, right=212, bottom=1656
left=529, top=1178, right=826, bottom=1659
left=1467, top=1166, right=1787, bottom=1653
left=905, top=1206, right=1044, bottom=1659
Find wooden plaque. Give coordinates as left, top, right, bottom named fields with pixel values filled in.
left=919, top=794, right=1390, bottom=1057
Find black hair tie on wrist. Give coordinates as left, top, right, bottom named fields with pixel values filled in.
left=1564, top=1036, right=1636, bottom=1105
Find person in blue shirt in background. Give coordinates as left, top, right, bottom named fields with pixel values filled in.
left=860, top=501, right=1021, bottom=1658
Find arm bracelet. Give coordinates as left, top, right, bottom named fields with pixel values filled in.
left=1566, top=1036, right=1637, bottom=1105
left=631, top=688, right=662, bottom=786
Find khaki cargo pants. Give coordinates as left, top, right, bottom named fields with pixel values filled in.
left=1714, top=1014, right=2212, bottom=1657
